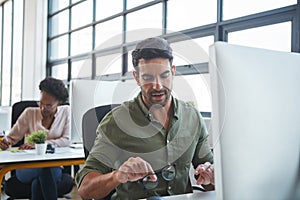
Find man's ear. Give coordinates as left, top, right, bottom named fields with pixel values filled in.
left=133, top=71, right=140, bottom=86
left=171, top=65, right=176, bottom=76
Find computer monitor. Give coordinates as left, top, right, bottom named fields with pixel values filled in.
left=69, top=79, right=138, bottom=143
left=209, top=42, right=300, bottom=200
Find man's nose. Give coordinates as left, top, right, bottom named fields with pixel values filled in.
left=152, top=77, right=163, bottom=90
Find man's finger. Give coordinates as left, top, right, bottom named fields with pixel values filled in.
left=197, top=172, right=210, bottom=185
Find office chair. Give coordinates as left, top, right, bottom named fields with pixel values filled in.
left=4, top=100, right=74, bottom=200
left=82, top=104, right=120, bottom=158
left=10, top=101, right=39, bottom=147
left=82, top=104, right=120, bottom=200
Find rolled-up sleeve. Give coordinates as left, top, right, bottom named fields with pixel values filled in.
left=7, top=109, right=31, bottom=146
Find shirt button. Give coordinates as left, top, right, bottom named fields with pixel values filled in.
left=168, top=186, right=172, bottom=190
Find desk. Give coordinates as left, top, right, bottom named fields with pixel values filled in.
left=163, top=191, right=216, bottom=200
left=0, top=147, right=85, bottom=198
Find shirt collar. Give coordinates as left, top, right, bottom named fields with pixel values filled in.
left=54, top=105, right=61, bottom=117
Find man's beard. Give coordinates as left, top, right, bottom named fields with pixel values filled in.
left=143, top=88, right=172, bottom=107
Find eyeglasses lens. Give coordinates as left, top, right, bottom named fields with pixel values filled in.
left=162, top=165, right=176, bottom=181
left=142, top=176, right=158, bottom=190
left=37, top=101, right=54, bottom=110
left=141, top=164, right=176, bottom=190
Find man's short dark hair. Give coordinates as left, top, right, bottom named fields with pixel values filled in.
left=39, top=77, right=69, bottom=103
left=132, top=37, right=173, bottom=71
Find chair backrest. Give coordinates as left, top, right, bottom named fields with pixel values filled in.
left=11, top=101, right=39, bottom=127
left=82, top=104, right=120, bottom=158
left=11, top=101, right=39, bottom=147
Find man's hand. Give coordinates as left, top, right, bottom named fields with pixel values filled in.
left=194, top=162, right=214, bottom=185
left=0, top=139, right=10, bottom=150
left=115, top=157, right=157, bottom=183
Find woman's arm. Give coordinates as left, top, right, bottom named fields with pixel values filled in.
left=7, top=108, right=31, bottom=146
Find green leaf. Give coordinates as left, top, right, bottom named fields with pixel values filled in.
left=27, top=130, right=47, bottom=144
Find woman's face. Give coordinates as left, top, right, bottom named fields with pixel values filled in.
left=38, top=92, right=59, bottom=117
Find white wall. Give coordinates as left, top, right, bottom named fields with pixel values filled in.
left=0, top=106, right=11, bottom=131
left=22, top=0, right=47, bottom=100
left=0, top=0, right=46, bottom=128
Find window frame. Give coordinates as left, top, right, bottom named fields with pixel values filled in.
left=46, top=0, right=300, bottom=110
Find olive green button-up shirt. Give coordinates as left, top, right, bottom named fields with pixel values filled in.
left=76, top=93, right=213, bottom=200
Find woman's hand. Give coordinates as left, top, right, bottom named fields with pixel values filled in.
left=19, top=143, right=35, bottom=150
left=0, top=139, right=10, bottom=150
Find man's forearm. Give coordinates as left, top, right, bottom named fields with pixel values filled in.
left=78, top=171, right=120, bottom=199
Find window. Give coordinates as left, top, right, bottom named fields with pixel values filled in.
left=126, top=3, right=163, bottom=42
left=47, top=0, right=300, bottom=113
left=167, top=0, right=217, bottom=32
left=71, top=27, right=93, bottom=56
left=71, top=59, right=92, bottom=79
left=52, top=63, right=68, bottom=81
left=193, top=37, right=215, bottom=55
left=50, top=10, right=69, bottom=37
left=95, top=17, right=123, bottom=50
left=71, top=0, right=92, bottom=30
left=170, top=37, right=213, bottom=66
left=49, top=35, right=68, bottom=60
left=126, top=0, right=153, bottom=10
left=96, top=0, right=123, bottom=20
left=223, top=0, right=297, bottom=20
left=50, top=0, right=68, bottom=14
left=228, top=22, right=291, bottom=52
left=96, top=53, right=122, bottom=76
left=173, top=74, right=211, bottom=112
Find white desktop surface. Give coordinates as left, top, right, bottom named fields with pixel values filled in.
left=163, top=191, right=216, bottom=200
left=0, top=146, right=84, bottom=164
left=0, top=146, right=85, bottom=198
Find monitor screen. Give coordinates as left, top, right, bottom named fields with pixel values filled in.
left=209, top=42, right=300, bottom=200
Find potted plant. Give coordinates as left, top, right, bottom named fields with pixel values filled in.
left=27, top=130, right=47, bottom=155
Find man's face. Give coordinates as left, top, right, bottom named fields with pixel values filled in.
left=133, top=58, right=176, bottom=108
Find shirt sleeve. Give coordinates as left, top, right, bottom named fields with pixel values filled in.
left=7, top=109, right=30, bottom=146
left=192, top=112, right=214, bottom=168
left=75, top=154, right=112, bottom=187
left=76, top=113, right=122, bottom=187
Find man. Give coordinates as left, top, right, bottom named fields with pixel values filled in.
left=76, top=37, right=214, bottom=199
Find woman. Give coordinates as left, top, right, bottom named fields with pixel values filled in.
left=0, top=77, right=70, bottom=200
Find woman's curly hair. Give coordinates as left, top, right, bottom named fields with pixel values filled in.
left=39, top=77, right=69, bottom=103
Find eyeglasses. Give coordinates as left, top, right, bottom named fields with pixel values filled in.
left=37, top=101, right=58, bottom=110
left=140, top=164, right=176, bottom=190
